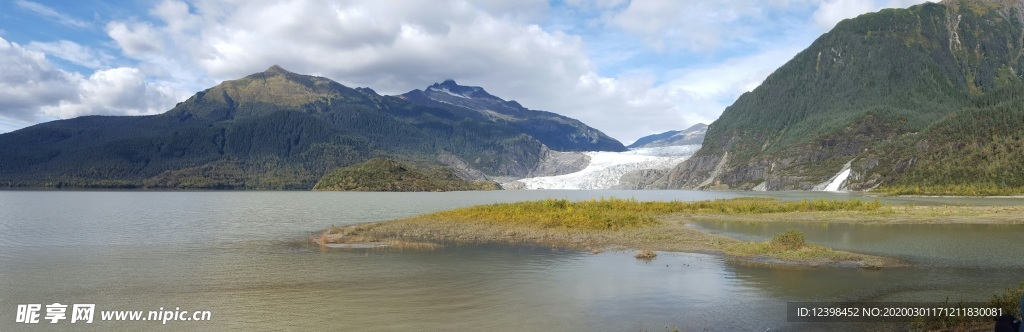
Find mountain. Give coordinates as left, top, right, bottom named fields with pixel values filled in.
left=400, top=80, right=626, bottom=152
left=627, top=124, right=708, bottom=149
left=659, top=0, right=1024, bottom=195
left=313, top=158, right=500, bottom=192
left=0, top=66, right=617, bottom=189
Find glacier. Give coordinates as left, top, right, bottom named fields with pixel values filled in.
left=506, top=145, right=700, bottom=190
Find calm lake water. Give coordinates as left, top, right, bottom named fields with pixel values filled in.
left=1, top=190, right=1022, bottom=331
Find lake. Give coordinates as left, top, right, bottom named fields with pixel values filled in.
left=1, top=190, right=1022, bottom=331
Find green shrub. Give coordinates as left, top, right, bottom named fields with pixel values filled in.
left=771, top=230, right=806, bottom=251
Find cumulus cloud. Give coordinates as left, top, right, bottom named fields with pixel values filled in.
left=94, top=0, right=712, bottom=142
left=106, top=21, right=165, bottom=57
left=0, top=37, right=184, bottom=131
left=40, top=67, right=182, bottom=119
left=4, top=0, right=936, bottom=141
left=0, top=37, right=79, bottom=122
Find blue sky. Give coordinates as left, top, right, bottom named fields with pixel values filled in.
left=0, top=0, right=929, bottom=143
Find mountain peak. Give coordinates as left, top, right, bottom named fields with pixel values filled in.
left=428, top=79, right=470, bottom=90
left=265, top=65, right=289, bottom=73
left=628, top=123, right=708, bottom=149
left=425, top=80, right=497, bottom=100
left=188, top=66, right=356, bottom=117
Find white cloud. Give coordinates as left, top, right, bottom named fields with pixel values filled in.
left=814, top=0, right=878, bottom=29
left=814, top=0, right=932, bottom=30
left=0, top=37, right=79, bottom=122
left=14, top=0, right=90, bottom=28
left=106, top=21, right=165, bottom=57
left=604, top=0, right=817, bottom=52
left=4, top=0, right=936, bottom=141
left=40, top=67, right=183, bottom=119
left=0, top=37, right=185, bottom=132
left=99, top=0, right=707, bottom=142
left=26, top=40, right=116, bottom=69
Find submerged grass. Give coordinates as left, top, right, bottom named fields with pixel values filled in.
left=689, top=203, right=1024, bottom=225
left=723, top=230, right=887, bottom=267
left=316, top=197, right=908, bottom=267
left=910, top=281, right=1024, bottom=332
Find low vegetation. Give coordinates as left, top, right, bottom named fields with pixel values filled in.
left=316, top=198, right=908, bottom=267
left=877, top=183, right=1024, bottom=197
left=723, top=230, right=874, bottom=265
left=689, top=203, right=1024, bottom=224
left=911, top=281, right=1024, bottom=332
left=313, top=158, right=500, bottom=192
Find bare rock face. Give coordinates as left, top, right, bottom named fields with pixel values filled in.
left=439, top=146, right=592, bottom=184
left=437, top=153, right=491, bottom=181
left=527, top=148, right=591, bottom=177
left=616, top=169, right=668, bottom=190
left=501, top=181, right=527, bottom=190
left=658, top=154, right=725, bottom=189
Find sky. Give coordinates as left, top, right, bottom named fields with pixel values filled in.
left=0, top=0, right=931, bottom=144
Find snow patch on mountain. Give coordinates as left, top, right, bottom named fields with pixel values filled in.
left=670, top=128, right=705, bottom=142
left=507, top=145, right=700, bottom=189
left=427, top=86, right=471, bottom=99
left=628, top=124, right=708, bottom=148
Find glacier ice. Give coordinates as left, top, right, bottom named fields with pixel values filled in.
left=507, top=145, right=700, bottom=190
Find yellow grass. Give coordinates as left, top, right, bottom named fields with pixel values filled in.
left=314, top=198, right=914, bottom=267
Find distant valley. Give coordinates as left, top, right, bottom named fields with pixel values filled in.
left=507, top=124, right=706, bottom=190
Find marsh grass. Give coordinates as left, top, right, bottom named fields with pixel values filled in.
left=690, top=204, right=1024, bottom=225
left=771, top=230, right=805, bottom=250
left=315, top=198, right=909, bottom=266
left=910, top=281, right=1024, bottom=331
left=414, top=197, right=886, bottom=230
left=720, top=230, right=890, bottom=266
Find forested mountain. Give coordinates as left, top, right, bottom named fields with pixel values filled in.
left=401, top=80, right=626, bottom=152
left=0, top=66, right=620, bottom=189
left=628, top=124, right=708, bottom=149
left=660, top=0, right=1024, bottom=195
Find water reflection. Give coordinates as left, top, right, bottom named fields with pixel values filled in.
left=690, top=220, right=1024, bottom=267
left=1, top=191, right=1022, bottom=331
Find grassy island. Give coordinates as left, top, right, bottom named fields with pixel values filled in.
left=313, top=158, right=500, bottom=192
left=316, top=197, right=972, bottom=267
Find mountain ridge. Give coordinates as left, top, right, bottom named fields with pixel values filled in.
left=628, top=124, right=708, bottom=149
left=402, top=80, right=627, bottom=152
left=0, top=66, right=622, bottom=189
